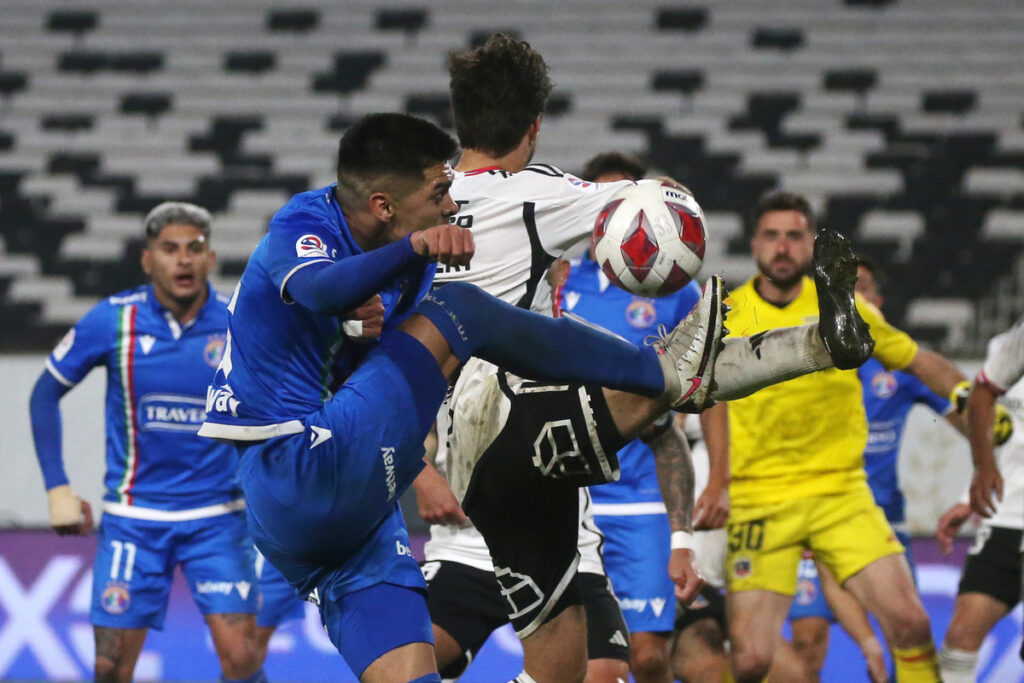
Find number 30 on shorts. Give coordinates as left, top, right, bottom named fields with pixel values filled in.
left=727, top=520, right=765, bottom=552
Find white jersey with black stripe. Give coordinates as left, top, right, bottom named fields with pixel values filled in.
left=433, top=164, right=633, bottom=312
left=425, top=164, right=631, bottom=574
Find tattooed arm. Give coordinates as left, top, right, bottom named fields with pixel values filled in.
left=648, top=414, right=705, bottom=603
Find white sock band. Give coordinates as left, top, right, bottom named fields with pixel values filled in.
left=510, top=673, right=538, bottom=683
left=937, top=645, right=977, bottom=683
left=711, top=324, right=831, bottom=401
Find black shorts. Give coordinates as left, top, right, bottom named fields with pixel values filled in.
left=423, top=560, right=630, bottom=676
left=461, top=373, right=624, bottom=637
left=958, top=525, right=1023, bottom=608
left=673, top=584, right=727, bottom=634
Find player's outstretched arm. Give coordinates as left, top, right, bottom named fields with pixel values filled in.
left=936, top=502, right=972, bottom=555
left=29, top=371, right=92, bottom=535
left=409, top=223, right=474, bottom=266
left=968, top=380, right=1003, bottom=517
left=904, top=348, right=966, bottom=401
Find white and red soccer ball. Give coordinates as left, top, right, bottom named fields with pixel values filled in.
left=591, top=180, right=707, bottom=297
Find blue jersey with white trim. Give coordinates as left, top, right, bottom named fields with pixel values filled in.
left=560, top=256, right=700, bottom=507
left=46, top=284, right=239, bottom=510
left=200, top=184, right=434, bottom=438
left=859, top=357, right=950, bottom=523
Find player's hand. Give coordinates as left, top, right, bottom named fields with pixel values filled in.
left=861, top=636, right=889, bottom=683
left=693, top=481, right=729, bottom=530
left=343, top=294, right=384, bottom=339
left=410, top=224, right=474, bottom=267
left=47, top=485, right=93, bottom=536
left=669, top=548, right=706, bottom=605
left=969, top=465, right=1003, bottom=518
left=936, top=502, right=973, bottom=555
left=412, top=464, right=468, bottom=526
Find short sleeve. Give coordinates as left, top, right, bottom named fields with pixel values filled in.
left=265, top=208, right=344, bottom=302
left=858, top=297, right=918, bottom=371
left=46, top=302, right=114, bottom=387
left=530, top=170, right=634, bottom=255
left=980, top=319, right=1024, bottom=393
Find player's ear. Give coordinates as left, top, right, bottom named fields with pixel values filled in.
left=140, top=247, right=153, bottom=275
left=367, top=191, right=395, bottom=223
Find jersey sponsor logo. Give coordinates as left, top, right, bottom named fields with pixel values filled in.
left=565, top=174, right=598, bottom=190
left=204, top=335, right=226, bottom=368
left=563, top=290, right=581, bottom=311
left=625, top=298, right=656, bottom=328
left=206, top=385, right=240, bottom=417
left=871, top=371, right=898, bottom=398
left=108, top=291, right=147, bottom=306
left=235, top=581, right=252, bottom=600
left=100, top=583, right=131, bottom=614
left=295, top=234, right=329, bottom=259
left=53, top=328, right=75, bottom=361
left=608, top=630, right=629, bottom=647
left=138, top=335, right=156, bottom=355
left=650, top=596, right=667, bottom=618
left=395, top=540, right=413, bottom=557
left=381, top=446, right=398, bottom=500
left=138, top=394, right=207, bottom=432
left=309, top=425, right=333, bottom=449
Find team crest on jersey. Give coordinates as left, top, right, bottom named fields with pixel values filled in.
left=204, top=334, right=226, bottom=368
left=871, top=371, right=898, bottom=398
left=295, top=234, right=329, bottom=258
left=733, top=556, right=752, bottom=579
left=625, top=298, right=657, bottom=329
left=101, top=583, right=131, bottom=614
left=565, top=174, right=598, bottom=190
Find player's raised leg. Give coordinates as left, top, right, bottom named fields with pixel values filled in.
left=727, top=590, right=806, bottom=683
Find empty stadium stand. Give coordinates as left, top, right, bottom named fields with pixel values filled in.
left=0, top=0, right=1021, bottom=352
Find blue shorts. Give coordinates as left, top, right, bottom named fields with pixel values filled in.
left=256, top=552, right=306, bottom=628
left=595, top=512, right=676, bottom=633
left=239, top=333, right=446, bottom=659
left=91, top=510, right=257, bottom=629
left=787, top=531, right=914, bottom=622
left=321, top=582, right=434, bottom=677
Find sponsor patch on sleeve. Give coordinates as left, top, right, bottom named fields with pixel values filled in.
left=52, top=328, right=75, bottom=361
left=295, top=234, right=330, bottom=259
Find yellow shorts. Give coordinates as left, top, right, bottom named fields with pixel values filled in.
left=725, top=486, right=904, bottom=595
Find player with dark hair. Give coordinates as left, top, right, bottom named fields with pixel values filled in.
left=723, top=190, right=971, bottom=683
left=30, top=203, right=265, bottom=683
left=198, top=111, right=738, bottom=683
left=432, top=34, right=876, bottom=683
left=581, top=152, right=648, bottom=185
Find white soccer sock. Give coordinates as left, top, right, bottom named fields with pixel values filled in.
left=937, top=645, right=977, bottom=683
left=508, top=672, right=538, bottom=683
left=711, top=324, right=832, bottom=401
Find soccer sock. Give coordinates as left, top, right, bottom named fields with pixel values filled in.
left=508, top=673, right=538, bottom=683
left=937, top=645, right=978, bottom=683
left=417, top=282, right=665, bottom=396
left=892, top=643, right=940, bottom=683
left=710, top=324, right=832, bottom=401
left=219, top=669, right=267, bottom=683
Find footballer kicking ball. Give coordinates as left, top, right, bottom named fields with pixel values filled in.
left=591, top=179, right=707, bottom=297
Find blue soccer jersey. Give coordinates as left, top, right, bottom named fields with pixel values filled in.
left=560, top=256, right=701, bottom=507
left=199, top=184, right=434, bottom=439
left=46, top=284, right=240, bottom=511
left=859, top=357, right=951, bottom=524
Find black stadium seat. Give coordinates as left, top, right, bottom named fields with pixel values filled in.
left=41, top=113, right=94, bottom=132
left=376, top=8, right=428, bottom=34
left=119, top=92, right=173, bottom=118
left=266, top=8, right=319, bottom=32
left=312, top=52, right=386, bottom=96
left=751, top=27, right=804, bottom=51
left=655, top=7, right=708, bottom=32
left=224, top=51, right=276, bottom=74
left=922, top=91, right=977, bottom=115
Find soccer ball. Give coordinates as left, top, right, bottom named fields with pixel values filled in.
left=591, top=180, right=707, bottom=297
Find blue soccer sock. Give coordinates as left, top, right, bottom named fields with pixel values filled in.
left=219, top=669, right=267, bottom=683
left=416, top=282, right=665, bottom=396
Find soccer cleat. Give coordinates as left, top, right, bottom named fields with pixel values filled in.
left=651, top=275, right=727, bottom=412
left=813, top=228, right=874, bottom=369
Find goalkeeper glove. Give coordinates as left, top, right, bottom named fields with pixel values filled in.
left=950, top=380, right=1014, bottom=445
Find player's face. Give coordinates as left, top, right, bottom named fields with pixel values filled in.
left=141, top=223, right=215, bottom=306
left=390, top=163, right=458, bottom=237
left=855, top=264, right=883, bottom=307
left=751, top=209, right=814, bottom=290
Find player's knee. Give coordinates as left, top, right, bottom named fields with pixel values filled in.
left=886, top=605, right=932, bottom=647
left=730, top=644, right=774, bottom=682
left=426, top=282, right=486, bottom=313
left=943, top=613, right=986, bottom=651
left=94, top=657, right=129, bottom=683
left=216, top=639, right=262, bottom=678
left=630, top=639, right=670, bottom=680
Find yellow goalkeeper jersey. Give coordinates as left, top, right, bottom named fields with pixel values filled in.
left=725, top=275, right=918, bottom=506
